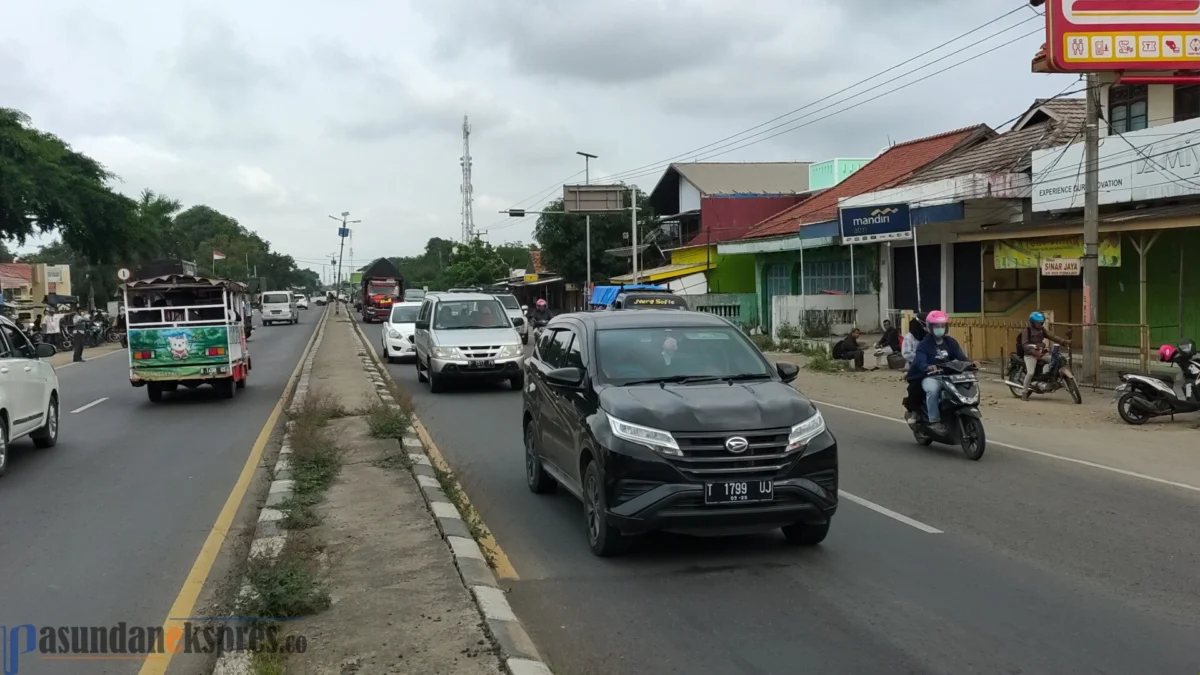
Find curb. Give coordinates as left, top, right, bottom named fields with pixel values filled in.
left=211, top=305, right=330, bottom=675
left=347, top=315, right=553, bottom=675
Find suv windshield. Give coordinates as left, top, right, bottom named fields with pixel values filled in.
left=495, top=295, right=521, bottom=310
left=262, top=293, right=290, bottom=304
left=596, top=326, right=772, bottom=385
left=389, top=305, right=420, bottom=323
left=433, top=299, right=510, bottom=330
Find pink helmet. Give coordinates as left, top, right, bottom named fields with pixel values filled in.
left=536, top=299, right=547, bottom=308
left=1159, top=344, right=1176, bottom=363
left=925, top=310, right=949, bottom=326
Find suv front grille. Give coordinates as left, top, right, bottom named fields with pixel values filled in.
left=667, top=427, right=797, bottom=481
left=459, top=345, right=501, bottom=359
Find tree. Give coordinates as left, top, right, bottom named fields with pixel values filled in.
left=0, top=239, right=13, bottom=263
left=443, top=239, right=510, bottom=288
left=534, top=189, right=654, bottom=285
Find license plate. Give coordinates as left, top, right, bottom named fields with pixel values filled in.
left=271, top=310, right=281, bottom=314
left=468, top=360, right=495, bottom=369
left=704, top=480, right=773, bottom=504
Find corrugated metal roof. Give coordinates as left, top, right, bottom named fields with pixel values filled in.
left=741, top=125, right=993, bottom=240
left=0, top=263, right=33, bottom=284
left=669, top=162, right=812, bottom=195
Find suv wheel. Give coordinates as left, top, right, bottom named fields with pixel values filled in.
left=509, top=373, right=525, bottom=391
left=582, top=461, right=629, bottom=556
left=31, top=395, right=59, bottom=449
left=427, top=360, right=445, bottom=393
left=524, top=422, right=556, bottom=494
left=0, top=418, right=9, bottom=478
left=782, top=521, right=830, bottom=546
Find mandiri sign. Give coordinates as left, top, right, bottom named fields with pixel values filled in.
left=1042, top=0, right=1200, bottom=72
left=838, top=203, right=912, bottom=244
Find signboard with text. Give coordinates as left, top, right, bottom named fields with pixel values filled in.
left=838, top=203, right=912, bottom=244
left=1044, top=0, right=1200, bottom=72
left=1041, top=258, right=1082, bottom=275
left=995, top=235, right=1122, bottom=269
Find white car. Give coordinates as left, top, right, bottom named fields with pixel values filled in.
left=492, top=293, right=530, bottom=345
left=0, top=316, right=60, bottom=476
left=380, top=301, right=421, bottom=363
left=295, top=295, right=309, bottom=310
left=261, top=291, right=298, bottom=325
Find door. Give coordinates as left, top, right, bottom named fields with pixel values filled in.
left=533, top=329, right=573, bottom=475
left=891, top=244, right=942, bottom=313
left=415, top=300, right=433, bottom=360
left=557, top=328, right=591, bottom=485
left=953, top=242, right=982, bottom=314
left=0, top=323, right=42, bottom=436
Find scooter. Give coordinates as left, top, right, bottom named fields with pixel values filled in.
left=902, top=360, right=987, bottom=460
left=1005, top=343, right=1082, bottom=403
left=1114, top=348, right=1200, bottom=425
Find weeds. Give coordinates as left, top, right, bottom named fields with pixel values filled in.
left=238, top=540, right=331, bottom=622
left=750, top=334, right=775, bottom=352
left=276, top=393, right=345, bottom=530
left=433, top=464, right=497, bottom=569
left=249, top=649, right=287, bottom=675
left=805, top=351, right=846, bottom=373
left=361, top=399, right=412, bottom=440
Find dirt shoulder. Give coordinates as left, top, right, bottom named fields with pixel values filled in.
left=765, top=351, right=1200, bottom=487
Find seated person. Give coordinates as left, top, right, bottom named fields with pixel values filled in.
left=832, top=328, right=866, bottom=371
left=473, top=304, right=502, bottom=328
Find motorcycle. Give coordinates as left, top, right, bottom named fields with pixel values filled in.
left=1005, top=343, right=1082, bottom=403
left=530, top=317, right=549, bottom=344
left=902, top=360, right=986, bottom=460
left=1113, top=347, right=1200, bottom=425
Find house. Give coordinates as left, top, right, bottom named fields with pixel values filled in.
left=720, top=126, right=995, bottom=334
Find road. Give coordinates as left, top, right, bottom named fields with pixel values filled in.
left=0, top=312, right=318, bottom=674
left=364, top=317, right=1200, bottom=675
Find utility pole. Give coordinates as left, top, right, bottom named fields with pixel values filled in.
left=577, top=151, right=597, bottom=290
left=630, top=185, right=639, bottom=282
left=1082, top=73, right=1100, bottom=384
left=329, top=212, right=361, bottom=315
left=461, top=115, right=475, bottom=243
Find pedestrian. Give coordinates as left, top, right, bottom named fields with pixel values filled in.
left=72, top=308, right=87, bottom=362
left=832, top=328, right=866, bottom=371
left=872, top=319, right=902, bottom=369
left=44, top=311, right=61, bottom=350
left=32, top=313, right=43, bottom=339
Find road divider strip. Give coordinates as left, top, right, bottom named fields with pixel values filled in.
left=347, top=315, right=553, bottom=675
left=205, top=305, right=329, bottom=675
left=812, top=399, right=1200, bottom=495
left=70, top=397, right=109, bottom=414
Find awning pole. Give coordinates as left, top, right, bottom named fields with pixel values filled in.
left=849, top=243, right=857, bottom=328
left=911, top=212, right=923, bottom=313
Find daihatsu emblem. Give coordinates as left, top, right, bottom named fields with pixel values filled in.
left=725, top=436, right=749, bottom=454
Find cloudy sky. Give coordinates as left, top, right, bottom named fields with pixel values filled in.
left=2, top=0, right=1075, bottom=277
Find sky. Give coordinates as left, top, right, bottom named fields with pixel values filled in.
left=1, top=0, right=1076, bottom=278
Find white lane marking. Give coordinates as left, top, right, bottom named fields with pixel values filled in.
left=840, top=490, right=943, bottom=534
left=813, top=399, right=1200, bottom=495
left=54, top=348, right=126, bottom=370
left=70, top=397, right=109, bottom=414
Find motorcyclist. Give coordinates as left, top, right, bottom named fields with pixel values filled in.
left=529, top=299, right=553, bottom=327
left=906, top=310, right=969, bottom=436
left=1017, top=311, right=1067, bottom=400
left=1159, top=340, right=1199, bottom=401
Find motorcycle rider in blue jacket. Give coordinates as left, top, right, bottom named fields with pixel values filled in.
left=906, top=310, right=969, bottom=436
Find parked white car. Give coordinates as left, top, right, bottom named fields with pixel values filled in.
left=380, top=301, right=421, bottom=363
left=261, top=291, right=298, bottom=325
left=0, top=316, right=60, bottom=476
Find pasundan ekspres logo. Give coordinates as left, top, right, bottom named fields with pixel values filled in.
left=1, top=622, right=307, bottom=674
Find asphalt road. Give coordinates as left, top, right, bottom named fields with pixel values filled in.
left=365, top=316, right=1200, bottom=675
left=0, top=311, right=318, bottom=674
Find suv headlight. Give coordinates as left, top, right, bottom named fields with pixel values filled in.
left=497, top=344, right=523, bottom=358
left=433, top=346, right=463, bottom=358
left=787, top=410, right=826, bottom=452
left=608, top=415, right=681, bottom=457
left=388, top=329, right=401, bottom=338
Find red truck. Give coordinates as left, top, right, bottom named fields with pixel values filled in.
left=359, top=258, right=405, bottom=323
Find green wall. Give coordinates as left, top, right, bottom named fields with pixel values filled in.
left=1100, top=229, right=1200, bottom=347
left=709, top=253, right=756, bottom=293
left=753, top=244, right=879, bottom=330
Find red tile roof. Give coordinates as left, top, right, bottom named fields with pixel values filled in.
left=740, top=125, right=993, bottom=240
left=0, top=263, right=33, bottom=284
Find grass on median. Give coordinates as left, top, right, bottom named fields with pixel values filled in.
left=277, top=393, right=347, bottom=530
left=240, top=536, right=329, bottom=675
left=805, top=351, right=846, bottom=373
left=433, top=463, right=497, bottom=569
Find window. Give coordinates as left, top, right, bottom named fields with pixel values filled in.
left=389, top=305, right=420, bottom=323
left=0, top=324, right=33, bottom=359
left=262, top=293, right=291, bottom=305
left=418, top=300, right=432, bottom=323
left=494, top=295, right=521, bottom=310
left=432, top=299, right=508, bottom=330
left=801, top=260, right=871, bottom=295
left=564, top=332, right=585, bottom=369
left=595, top=326, right=771, bottom=384
left=538, top=329, right=572, bottom=369
left=1109, top=84, right=1148, bottom=132
left=765, top=264, right=791, bottom=298
left=1176, top=85, right=1200, bottom=123
left=0, top=328, right=11, bottom=358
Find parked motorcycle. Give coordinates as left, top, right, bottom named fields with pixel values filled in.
left=1114, top=340, right=1200, bottom=425
left=1005, top=343, right=1082, bottom=403
left=902, top=360, right=986, bottom=460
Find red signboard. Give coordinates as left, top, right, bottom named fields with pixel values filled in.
left=1045, top=0, right=1200, bottom=71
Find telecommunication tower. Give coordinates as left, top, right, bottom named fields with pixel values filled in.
left=460, top=115, right=475, bottom=242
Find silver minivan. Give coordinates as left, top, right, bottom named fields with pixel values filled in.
left=261, top=291, right=298, bottom=325
left=413, top=293, right=524, bottom=393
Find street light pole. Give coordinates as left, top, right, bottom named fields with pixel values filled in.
left=329, top=212, right=361, bottom=315
left=577, top=151, right=597, bottom=291
left=630, top=185, right=639, bottom=282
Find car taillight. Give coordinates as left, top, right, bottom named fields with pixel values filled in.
left=133, top=350, right=153, bottom=359
left=207, top=347, right=226, bottom=356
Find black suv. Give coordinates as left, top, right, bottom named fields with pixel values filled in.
left=520, top=309, right=837, bottom=556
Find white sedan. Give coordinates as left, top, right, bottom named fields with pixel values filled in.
left=380, top=301, right=422, bottom=363
left=296, top=296, right=309, bottom=310
left=0, top=316, right=60, bottom=476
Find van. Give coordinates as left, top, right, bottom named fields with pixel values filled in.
left=261, top=291, right=298, bottom=325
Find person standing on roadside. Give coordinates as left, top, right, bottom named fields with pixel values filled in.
left=44, top=311, right=62, bottom=350
left=72, top=308, right=87, bottom=362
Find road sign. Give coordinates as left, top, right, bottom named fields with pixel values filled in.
left=838, top=203, right=912, bottom=244
left=1042, top=0, right=1200, bottom=72
left=117, top=268, right=131, bottom=281
left=1041, top=257, right=1082, bottom=276
left=563, top=185, right=628, bottom=213
left=338, top=227, right=350, bottom=238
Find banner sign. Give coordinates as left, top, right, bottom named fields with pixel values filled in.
left=994, top=235, right=1122, bottom=269
left=1041, top=258, right=1082, bottom=275
left=1043, top=0, right=1200, bottom=72
left=838, top=203, right=912, bottom=244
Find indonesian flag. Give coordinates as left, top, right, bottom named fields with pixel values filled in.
left=213, top=250, right=226, bottom=261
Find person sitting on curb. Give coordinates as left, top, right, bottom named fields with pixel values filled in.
left=832, top=328, right=866, bottom=371
left=872, top=319, right=902, bottom=370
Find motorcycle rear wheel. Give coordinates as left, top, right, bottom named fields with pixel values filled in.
left=959, top=416, right=986, bottom=461
left=1065, top=376, right=1082, bottom=404
left=1007, top=366, right=1026, bottom=398
left=1116, top=391, right=1152, bottom=425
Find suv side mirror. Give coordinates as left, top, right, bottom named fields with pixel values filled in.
left=545, top=367, right=584, bottom=387
left=36, top=342, right=57, bottom=359
left=776, top=361, right=799, bottom=384
left=521, top=305, right=528, bottom=312
left=415, top=320, right=429, bottom=330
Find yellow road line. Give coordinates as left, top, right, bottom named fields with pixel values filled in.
left=137, top=310, right=324, bottom=675
left=412, top=416, right=520, bottom=580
